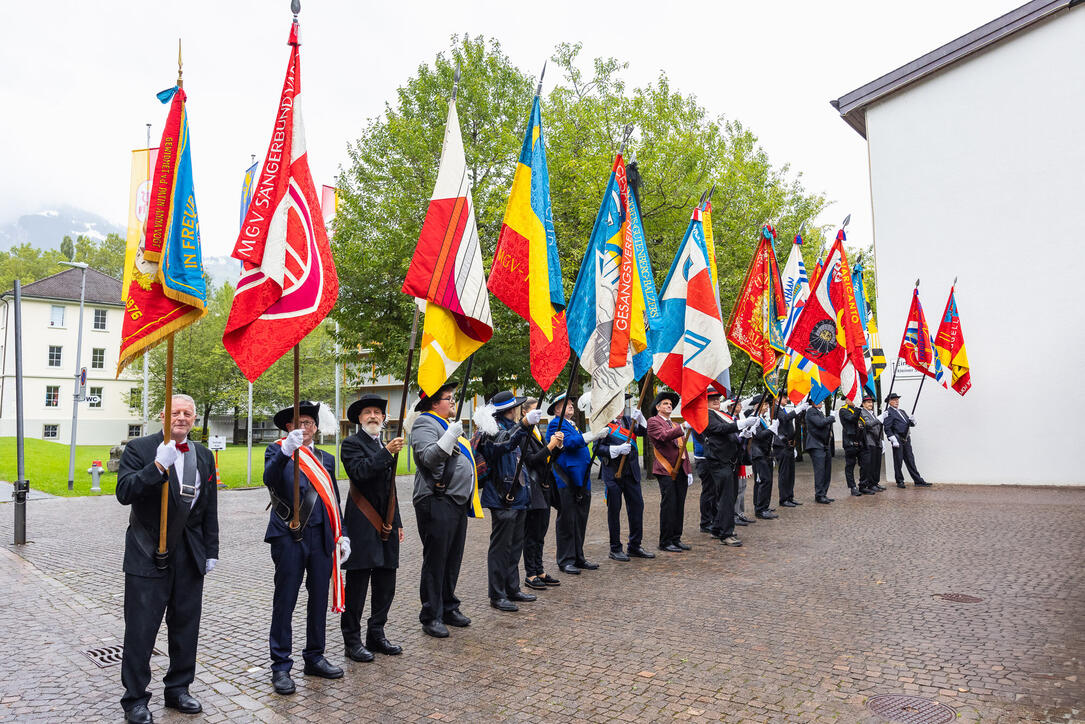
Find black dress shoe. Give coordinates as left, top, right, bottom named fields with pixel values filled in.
left=738, top=514, right=755, bottom=523
left=721, top=536, right=743, bottom=547
left=658, top=543, right=683, bottom=552
left=860, top=487, right=876, bottom=495
left=815, top=495, right=832, bottom=504
left=576, top=560, right=600, bottom=570
left=627, top=545, right=656, bottom=559
left=699, top=526, right=712, bottom=533
left=896, top=482, right=906, bottom=488
left=790, top=499, right=803, bottom=505
left=609, top=550, right=630, bottom=562
left=365, top=633, right=403, bottom=656
left=164, top=692, right=202, bottom=714
left=491, top=598, right=519, bottom=612
left=345, top=643, right=374, bottom=662
left=915, top=481, right=933, bottom=487
left=443, top=609, right=471, bottom=627
left=559, top=564, right=581, bottom=574
left=509, top=591, right=536, bottom=602
left=125, top=704, right=154, bottom=723
left=733, top=517, right=748, bottom=526
left=850, top=488, right=862, bottom=497
left=303, top=657, right=344, bottom=679
left=755, top=511, right=779, bottom=519
left=781, top=500, right=799, bottom=507
left=873, top=484, right=886, bottom=491
left=674, top=541, right=692, bottom=550
left=525, top=576, right=548, bottom=590
left=422, top=620, right=449, bottom=638
left=271, top=670, right=296, bottom=695
left=539, top=573, right=561, bottom=586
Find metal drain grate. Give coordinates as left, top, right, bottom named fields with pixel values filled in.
left=81, top=644, right=163, bottom=668
left=934, top=592, right=983, bottom=603
left=867, top=694, right=956, bottom=723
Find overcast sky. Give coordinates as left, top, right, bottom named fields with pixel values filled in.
left=1, top=0, right=1022, bottom=257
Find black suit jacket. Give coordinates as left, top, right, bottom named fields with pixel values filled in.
left=838, top=405, right=862, bottom=448
left=116, top=432, right=219, bottom=579
left=701, top=411, right=741, bottom=466
left=804, top=407, right=834, bottom=450
left=340, top=433, right=401, bottom=570
left=883, top=407, right=915, bottom=440
left=264, top=443, right=340, bottom=553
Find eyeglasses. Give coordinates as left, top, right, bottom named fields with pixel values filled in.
left=297, top=420, right=317, bottom=428
left=436, top=396, right=454, bottom=403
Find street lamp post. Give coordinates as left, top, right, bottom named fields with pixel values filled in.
left=61, top=261, right=88, bottom=492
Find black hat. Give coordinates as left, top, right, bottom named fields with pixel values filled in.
left=546, top=393, right=570, bottom=417
left=414, top=382, right=458, bottom=412
left=273, top=400, right=321, bottom=431
left=347, top=393, right=387, bottom=423
left=706, top=389, right=723, bottom=399
left=862, top=393, right=875, bottom=403
left=491, top=390, right=527, bottom=413
left=885, top=392, right=901, bottom=403
left=651, top=390, right=680, bottom=415
left=749, top=392, right=774, bottom=409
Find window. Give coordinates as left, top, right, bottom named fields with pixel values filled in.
left=89, top=386, right=103, bottom=408
left=48, top=345, right=62, bottom=367
left=93, top=309, right=107, bottom=330
left=50, top=305, right=65, bottom=327
left=128, top=424, right=143, bottom=438
left=43, top=424, right=59, bottom=440
left=129, top=387, right=142, bottom=413
left=45, top=385, right=60, bottom=407
left=91, top=348, right=105, bottom=369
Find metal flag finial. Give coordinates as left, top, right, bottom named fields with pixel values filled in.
left=953, top=275, right=958, bottom=286
left=177, top=39, right=183, bottom=88
left=536, top=60, right=547, bottom=97
left=915, top=278, right=921, bottom=288
left=698, top=189, right=708, bottom=205
left=618, top=123, right=634, bottom=156
left=798, top=219, right=806, bottom=235
left=291, top=0, right=301, bottom=17
left=706, top=183, right=716, bottom=205
left=842, top=213, right=851, bottom=229
left=452, top=61, right=461, bottom=102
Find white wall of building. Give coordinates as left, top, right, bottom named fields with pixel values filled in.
left=864, top=10, right=1085, bottom=484
left=0, top=296, right=145, bottom=445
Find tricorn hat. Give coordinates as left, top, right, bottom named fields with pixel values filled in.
left=651, top=390, right=680, bottom=415
left=347, top=393, right=387, bottom=424
left=490, top=390, right=527, bottom=413
left=273, top=400, right=322, bottom=431
left=885, top=392, right=901, bottom=403
left=414, top=382, right=458, bottom=412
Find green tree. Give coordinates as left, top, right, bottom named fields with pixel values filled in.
left=74, top=232, right=127, bottom=279
left=60, top=236, right=75, bottom=261
left=0, top=243, right=65, bottom=292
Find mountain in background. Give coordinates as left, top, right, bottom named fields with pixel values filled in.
left=0, top=206, right=125, bottom=250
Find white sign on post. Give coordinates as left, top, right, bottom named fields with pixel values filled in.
left=208, top=435, right=227, bottom=451
left=83, top=395, right=101, bottom=405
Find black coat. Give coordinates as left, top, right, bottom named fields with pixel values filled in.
left=521, top=426, right=555, bottom=510
left=340, top=432, right=402, bottom=570
left=772, top=408, right=797, bottom=451
left=595, top=415, right=646, bottom=484
left=116, top=432, right=219, bottom=579
left=883, top=406, right=915, bottom=440
left=748, top=420, right=775, bottom=460
left=701, top=411, right=741, bottom=466
left=838, top=405, right=862, bottom=449
left=264, top=443, right=340, bottom=554
left=804, top=407, right=834, bottom=450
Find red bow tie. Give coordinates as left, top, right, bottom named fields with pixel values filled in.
left=176, top=442, right=190, bottom=453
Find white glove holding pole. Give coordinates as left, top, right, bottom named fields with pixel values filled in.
left=155, top=441, right=180, bottom=471
left=681, top=421, right=691, bottom=433
left=632, top=409, right=646, bottom=426
left=437, top=421, right=464, bottom=454
left=796, top=401, right=810, bottom=414
left=741, top=416, right=760, bottom=430
left=281, top=429, right=306, bottom=457
left=687, top=473, right=694, bottom=487
left=205, top=558, right=217, bottom=574
left=524, top=408, right=543, bottom=425
left=879, top=410, right=889, bottom=422
left=582, top=429, right=603, bottom=443
left=889, top=435, right=900, bottom=448
left=909, top=414, right=917, bottom=424
left=338, top=536, right=352, bottom=561
left=610, top=442, right=632, bottom=458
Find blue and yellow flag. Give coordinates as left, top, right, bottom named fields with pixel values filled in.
left=240, top=161, right=258, bottom=229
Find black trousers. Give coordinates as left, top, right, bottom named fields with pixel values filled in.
left=892, top=438, right=925, bottom=483
left=121, top=540, right=203, bottom=712
left=657, top=474, right=688, bottom=546
left=864, top=446, right=882, bottom=486
left=696, top=460, right=717, bottom=529
left=774, top=447, right=795, bottom=502
left=341, top=567, right=397, bottom=647
left=555, top=486, right=590, bottom=567
left=752, top=458, right=773, bottom=514
left=709, top=463, right=737, bottom=538
left=843, top=444, right=863, bottom=489
left=810, top=448, right=831, bottom=497
left=269, top=522, right=333, bottom=672
left=605, top=476, right=644, bottom=551
left=522, top=507, right=551, bottom=578
left=414, top=495, right=468, bottom=624
left=487, top=508, right=526, bottom=600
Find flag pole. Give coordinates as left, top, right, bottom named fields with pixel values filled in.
left=910, top=374, right=926, bottom=416
left=617, top=373, right=652, bottom=477
left=289, top=345, right=302, bottom=541
left=381, top=304, right=421, bottom=541
left=453, top=354, right=475, bottom=422
left=885, top=277, right=919, bottom=404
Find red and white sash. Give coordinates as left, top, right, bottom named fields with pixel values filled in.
left=276, top=440, right=345, bottom=613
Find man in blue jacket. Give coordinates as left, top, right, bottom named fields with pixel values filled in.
left=546, top=393, right=603, bottom=575
left=883, top=392, right=931, bottom=488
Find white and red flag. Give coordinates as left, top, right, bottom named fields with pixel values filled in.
left=223, top=19, right=338, bottom=382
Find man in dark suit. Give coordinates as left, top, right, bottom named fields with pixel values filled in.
left=116, top=394, right=219, bottom=723
left=883, top=392, right=931, bottom=488
left=264, top=401, right=345, bottom=695
left=838, top=399, right=867, bottom=497
left=805, top=400, right=836, bottom=504
left=595, top=402, right=653, bottom=562
left=339, top=393, right=406, bottom=662
left=773, top=398, right=808, bottom=506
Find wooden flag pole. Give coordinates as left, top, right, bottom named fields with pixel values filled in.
left=617, top=373, right=653, bottom=477
left=156, top=337, right=175, bottom=565
left=289, top=344, right=302, bottom=541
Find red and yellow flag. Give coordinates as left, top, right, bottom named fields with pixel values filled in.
left=935, top=286, right=971, bottom=396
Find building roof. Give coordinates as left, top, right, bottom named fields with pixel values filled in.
left=3, top=267, right=123, bottom=306
left=831, top=0, right=1079, bottom=138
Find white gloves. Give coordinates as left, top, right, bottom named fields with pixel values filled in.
left=687, top=473, right=694, bottom=487
left=784, top=404, right=796, bottom=413
left=205, top=558, right=217, bottom=574
left=739, top=416, right=760, bottom=430
left=437, top=421, right=464, bottom=454
left=768, top=420, right=779, bottom=434
left=889, top=435, right=900, bottom=448
left=281, top=429, right=306, bottom=457
left=524, top=408, right=543, bottom=425
left=610, top=442, right=632, bottom=458
left=681, top=421, right=691, bottom=433
left=155, top=441, right=180, bottom=471
left=879, top=410, right=889, bottom=422
left=632, top=409, right=647, bottom=426
left=338, top=536, right=352, bottom=560
left=909, top=414, right=917, bottom=424
left=739, top=427, right=756, bottom=439
left=796, top=401, right=811, bottom=414
left=582, top=429, right=603, bottom=443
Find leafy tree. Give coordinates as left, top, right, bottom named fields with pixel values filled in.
left=60, top=236, right=75, bottom=261
left=74, top=232, right=127, bottom=280
left=0, top=243, right=65, bottom=292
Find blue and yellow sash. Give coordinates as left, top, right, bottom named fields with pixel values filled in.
left=421, top=412, right=484, bottom=519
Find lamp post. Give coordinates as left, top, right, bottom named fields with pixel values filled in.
left=60, top=261, right=88, bottom=492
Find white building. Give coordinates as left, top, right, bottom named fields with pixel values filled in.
left=0, top=267, right=145, bottom=445
left=832, top=0, right=1084, bottom=485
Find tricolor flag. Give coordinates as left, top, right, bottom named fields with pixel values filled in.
left=487, top=94, right=569, bottom=391
left=650, top=206, right=732, bottom=432
left=117, top=86, right=206, bottom=374
left=785, top=230, right=868, bottom=404
left=899, top=286, right=949, bottom=388
left=223, top=19, right=339, bottom=382
left=726, top=225, right=786, bottom=394
left=697, top=197, right=730, bottom=394
left=935, top=285, right=971, bottom=396
left=240, top=160, right=258, bottom=229
left=778, top=234, right=831, bottom=404
left=402, top=96, right=493, bottom=395
left=567, top=154, right=643, bottom=431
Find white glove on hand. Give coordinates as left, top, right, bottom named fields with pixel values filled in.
left=437, top=422, right=463, bottom=454
left=768, top=420, right=780, bottom=434
left=681, top=421, right=691, bottom=433
left=582, top=429, right=602, bottom=444
left=610, top=442, right=632, bottom=458
left=205, top=558, right=217, bottom=574
left=741, top=416, right=760, bottom=430
left=155, top=441, right=180, bottom=471
left=879, top=410, right=889, bottom=422
left=889, top=435, right=900, bottom=448
left=796, top=401, right=811, bottom=414
left=784, top=404, right=796, bottom=413
left=338, top=536, right=352, bottom=561
left=524, top=408, right=543, bottom=425
left=739, top=427, right=756, bottom=439
left=687, top=473, right=694, bottom=487
left=281, top=429, right=306, bottom=457
left=909, top=414, right=916, bottom=424
left=632, top=409, right=647, bottom=426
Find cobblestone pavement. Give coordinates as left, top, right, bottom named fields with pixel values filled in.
left=1, top=463, right=1083, bottom=723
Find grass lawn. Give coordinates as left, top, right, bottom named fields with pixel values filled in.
left=1, top=437, right=415, bottom=498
